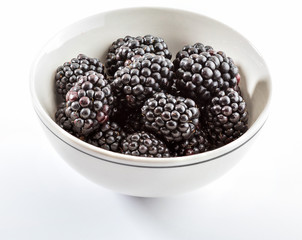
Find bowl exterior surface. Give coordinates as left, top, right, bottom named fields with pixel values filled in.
left=39, top=119, right=259, bottom=197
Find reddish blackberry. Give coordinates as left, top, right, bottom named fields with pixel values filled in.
left=65, top=71, right=115, bottom=136
left=87, top=121, right=125, bottom=152
left=121, top=131, right=171, bottom=157
left=141, top=92, right=200, bottom=142
left=105, top=35, right=172, bottom=77
left=205, top=88, right=248, bottom=147
left=174, top=44, right=240, bottom=105
left=55, top=54, right=104, bottom=97
left=112, top=54, right=174, bottom=109
left=172, top=128, right=210, bottom=156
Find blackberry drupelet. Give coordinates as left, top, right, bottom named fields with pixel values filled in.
left=141, top=92, right=200, bottom=142
left=205, top=87, right=248, bottom=147
left=121, top=131, right=171, bottom=157
left=87, top=121, right=125, bottom=152
left=112, top=53, right=174, bottom=109
left=65, top=71, right=115, bottom=136
left=174, top=44, right=241, bottom=104
left=55, top=54, right=105, bottom=97
left=172, top=128, right=210, bottom=156
left=105, top=35, right=172, bottom=77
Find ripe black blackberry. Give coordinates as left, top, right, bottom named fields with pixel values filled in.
left=173, top=43, right=213, bottom=69
left=174, top=44, right=241, bottom=105
left=55, top=101, right=86, bottom=140
left=121, top=131, right=171, bottom=157
left=112, top=54, right=174, bottom=109
left=55, top=54, right=105, bottom=98
left=87, top=121, right=125, bottom=152
left=55, top=101, right=73, bottom=132
left=64, top=71, right=115, bottom=136
left=205, top=88, right=248, bottom=147
left=141, top=92, right=200, bottom=142
left=172, top=128, right=210, bottom=156
left=105, top=35, right=172, bottom=77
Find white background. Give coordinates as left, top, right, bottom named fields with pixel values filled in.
left=1, top=0, right=302, bottom=239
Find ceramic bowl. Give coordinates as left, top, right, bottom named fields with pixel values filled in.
left=30, top=7, right=272, bottom=197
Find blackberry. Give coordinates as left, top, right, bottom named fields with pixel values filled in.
left=121, top=131, right=171, bottom=157
left=106, top=35, right=172, bottom=77
left=174, top=44, right=241, bottom=104
left=55, top=101, right=86, bottom=140
left=205, top=88, right=248, bottom=147
left=172, top=128, right=210, bottom=156
left=55, top=54, right=105, bottom=97
left=112, top=53, right=174, bottom=109
left=173, top=43, right=213, bottom=69
left=141, top=92, right=200, bottom=142
left=87, top=121, right=125, bottom=152
left=55, top=101, right=73, bottom=132
left=64, top=71, right=115, bottom=136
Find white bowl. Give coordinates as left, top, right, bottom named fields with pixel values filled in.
left=30, top=7, right=272, bottom=197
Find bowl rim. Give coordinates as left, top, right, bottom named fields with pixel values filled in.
left=29, top=6, right=272, bottom=168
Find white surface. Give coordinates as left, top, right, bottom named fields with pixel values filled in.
left=0, top=0, right=301, bottom=239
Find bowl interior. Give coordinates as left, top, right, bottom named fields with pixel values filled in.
left=31, top=7, right=271, bottom=165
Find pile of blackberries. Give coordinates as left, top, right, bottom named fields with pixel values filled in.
left=54, top=35, right=248, bottom=157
